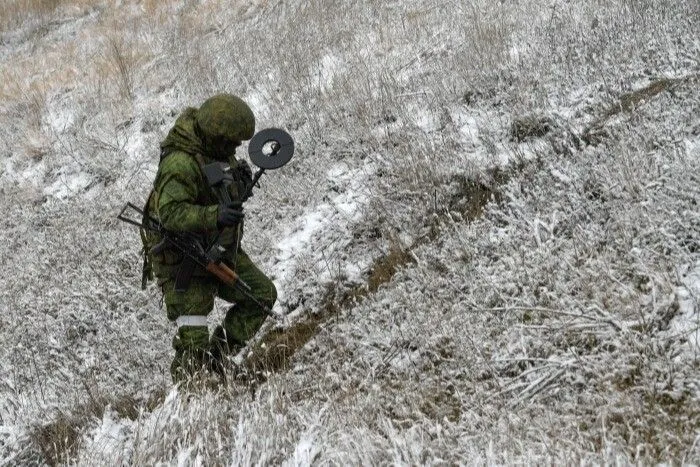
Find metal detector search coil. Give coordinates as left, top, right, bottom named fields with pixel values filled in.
left=248, top=128, right=295, bottom=170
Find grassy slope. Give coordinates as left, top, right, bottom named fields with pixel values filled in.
left=0, top=0, right=698, bottom=464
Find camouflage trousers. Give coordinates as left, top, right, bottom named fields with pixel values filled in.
left=160, top=250, right=277, bottom=383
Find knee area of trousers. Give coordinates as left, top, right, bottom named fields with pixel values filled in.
left=247, top=282, right=277, bottom=309
left=174, top=325, right=209, bottom=351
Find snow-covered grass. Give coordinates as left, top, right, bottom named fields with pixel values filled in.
left=0, top=0, right=698, bottom=464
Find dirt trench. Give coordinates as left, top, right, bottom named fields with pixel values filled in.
left=241, top=169, right=510, bottom=382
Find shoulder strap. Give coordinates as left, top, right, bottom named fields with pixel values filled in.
left=193, top=153, right=206, bottom=171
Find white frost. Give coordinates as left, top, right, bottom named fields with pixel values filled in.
left=43, top=170, right=92, bottom=199
left=272, top=161, right=373, bottom=306
left=672, top=260, right=700, bottom=358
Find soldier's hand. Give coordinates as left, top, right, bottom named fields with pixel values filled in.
left=217, top=202, right=244, bottom=228
left=236, top=160, right=253, bottom=183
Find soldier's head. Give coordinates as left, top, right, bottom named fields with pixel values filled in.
left=195, top=94, right=255, bottom=160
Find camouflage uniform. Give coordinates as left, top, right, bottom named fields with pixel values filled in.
left=143, top=95, right=277, bottom=383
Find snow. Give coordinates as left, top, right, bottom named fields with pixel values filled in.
left=271, top=161, right=374, bottom=307
left=46, top=94, right=76, bottom=133
left=413, top=108, right=440, bottom=133
left=284, top=428, right=321, bottom=466
left=685, top=136, right=700, bottom=160
left=245, top=89, right=271, bottom=120
left=314, top=53, right=345, bottom=94
left=79, top=410, right=134, bottom=466
left=43, top=170, right=92, bottom=199
left=673, top=260, right=700, bottom=358
left=455, top=113, right=480, bottom=145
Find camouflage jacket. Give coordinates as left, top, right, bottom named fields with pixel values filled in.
left=142, top=108, right=246, bottom=283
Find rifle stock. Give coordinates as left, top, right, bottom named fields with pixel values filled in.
left=206, top=261, right=271, bottom=316
left=206, top=261, right=237, bottom=285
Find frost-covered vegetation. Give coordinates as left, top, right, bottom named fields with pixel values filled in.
left=0, top=0, right=698, bottom=464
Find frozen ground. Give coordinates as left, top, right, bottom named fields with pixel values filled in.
left=0, top=0, right=698, bottom=464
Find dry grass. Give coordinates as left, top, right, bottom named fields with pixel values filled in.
left=32, top=412, right=80, bottom=467
left=583, top=75, right=698, bottom=144
left=0, top=0, right=174, bottom=33
left=510, top=115, right=554, bottom=143
left=241, top=167, right=510, bottom=384
left=30, top=386, right=167, bottom=466
left=0, top=0, right=60, bottom=32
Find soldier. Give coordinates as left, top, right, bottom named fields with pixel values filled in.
left=142, top=94, right=277, bottom=383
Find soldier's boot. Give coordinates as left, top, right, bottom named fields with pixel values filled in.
left=208, top=325, right=241, bottom=381
left=170, top=324, right=210, bottom=385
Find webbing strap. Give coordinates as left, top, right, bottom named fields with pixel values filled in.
left=176, top=315, right=208, bottom=328
left=194, top=153, right=206, bottom=171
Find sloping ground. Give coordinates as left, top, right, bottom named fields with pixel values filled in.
left=238, top=75, right=700, bottom=464
left=0, top=0, right=698, bottom=464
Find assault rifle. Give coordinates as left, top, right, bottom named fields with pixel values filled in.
left=117, top=202, right=278, bottom=318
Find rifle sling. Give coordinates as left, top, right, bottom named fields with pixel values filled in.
left=140, top=190, right=155, bottom=290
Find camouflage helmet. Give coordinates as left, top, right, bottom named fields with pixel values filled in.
left=195, top=94, right=255, bottom=143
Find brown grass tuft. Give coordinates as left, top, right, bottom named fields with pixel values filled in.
left=30, top=387, right=167, bottom=465
left=510, top=115, right=554, bottom=142
left=32, top=412, right=80, bottom=467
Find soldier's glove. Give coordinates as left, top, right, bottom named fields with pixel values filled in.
left=217, top=202, right=245, bottom=228
left=234, top=160, right=254, bottom=201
